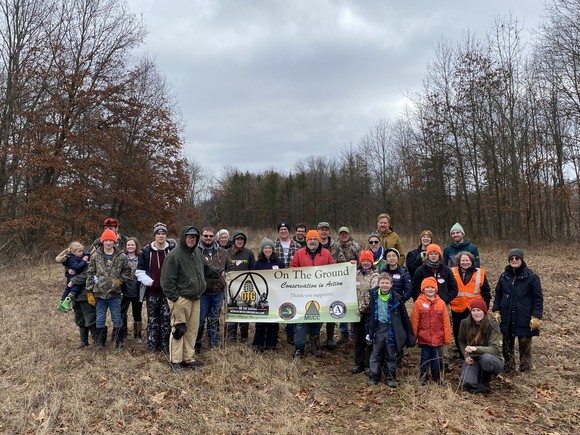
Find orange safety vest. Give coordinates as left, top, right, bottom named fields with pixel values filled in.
left=450, top=267, right=485, bottom=313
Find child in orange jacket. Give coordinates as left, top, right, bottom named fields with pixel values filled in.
left=411, top=276, right=452, bottom=384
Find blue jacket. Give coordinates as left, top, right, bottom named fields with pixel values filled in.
left=368, top=289, right=415, bottom=352
left=378, top=264, right=412, bottom=302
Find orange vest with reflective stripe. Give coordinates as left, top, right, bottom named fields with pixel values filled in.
left=450, top=267, right=485, bottom=313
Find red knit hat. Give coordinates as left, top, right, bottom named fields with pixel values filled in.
left=426, top=243, right=442, bottom=257
left=359, top=250, right=374, bottom=264
left=421, top=277, right=438, bottom=293
left=100, top=228, right=118, bottom=243
left=306, top=230, right=321, bottom=242
left=469, top=298, right=488, bottom=314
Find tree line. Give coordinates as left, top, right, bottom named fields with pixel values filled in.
left=197, top=0, right=579, bottom=242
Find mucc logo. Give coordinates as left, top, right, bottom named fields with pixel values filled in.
left=227, top=272, right=269, bottom=309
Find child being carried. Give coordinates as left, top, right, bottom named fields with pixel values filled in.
left=55, top=241, right=90, bottom=312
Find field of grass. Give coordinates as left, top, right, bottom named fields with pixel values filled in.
left=0, top=242, right=578, bottom=434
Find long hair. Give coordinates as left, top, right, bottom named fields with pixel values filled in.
left=125, top=237, right=141, bottom=256
left=465, top=313, right=490, bottom=346
left=258, top=247, right=278, bottom=262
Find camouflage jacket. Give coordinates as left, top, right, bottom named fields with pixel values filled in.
left=321, top=237, right=346, bottom=263
left=85, top=247, right=131, bottom=300
left=339, top=237, right=362, bottom=262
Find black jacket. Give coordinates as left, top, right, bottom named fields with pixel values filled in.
left=411, top=263, right=458, bottom=304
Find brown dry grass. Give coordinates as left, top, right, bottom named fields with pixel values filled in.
left=0, top=239, right=578, bottom=434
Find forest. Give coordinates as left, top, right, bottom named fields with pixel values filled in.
left=0, top=0, right=578, bottom=257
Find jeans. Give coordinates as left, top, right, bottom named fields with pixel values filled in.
left=294, top=323, right=322, bottom=351
left=420, top=345, right=441, bottom=374
left=197, top=292, right=224, bottom=348
left=96, top=297, right=122, bottom=328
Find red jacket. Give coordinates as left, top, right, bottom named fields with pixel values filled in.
left=290, top=245, right=335, bottom=268
left=411, top=292, right=451, bottom=347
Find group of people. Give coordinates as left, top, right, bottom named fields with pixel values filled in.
left=56, top=214, right=544, bottom=394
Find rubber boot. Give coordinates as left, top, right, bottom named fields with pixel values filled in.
left=325, top=323, right=337, bottom=350
left=113, top=327, right=123, bottom=349
left=310, top=335, right=321, bottom=357
left=56, top=300, right=68, bottom=313
left=134, top=321, right=143, bottom=343
left=419, top=369, right=429, bottom=386
left=95, top=327, right=107, bottom=350
left=432, top=369, right=442, bottom=385
left=76, top=326, right=89, bottom=349
left=61, top=296, right=73, bottom=312
left=478, top=371, right=492, bottom=394
left=89, top=325, right=97, bottom=345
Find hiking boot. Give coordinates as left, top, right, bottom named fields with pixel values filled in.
left=325, top=323, right=337, bottom=350
left=293, top=349, right=304, bottom=359
left=336, top=332, right=349, bottom=345
left=386, top=373, right=397, bottom=388
left=351, top=366, right=365, bottom=375
left=113, top=327, right=123, bottom=349
left=368, top=378, right=378, bottom=387
left=134, top=321, right=143, bottom=343
left=76, top=326, right=89, bottom=349
left=478, top=371, right=492, bottom=394
left=170, top=362, right=184, bottom=373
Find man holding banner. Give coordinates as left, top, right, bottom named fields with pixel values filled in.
left=290, top=230, right=335, bottom=358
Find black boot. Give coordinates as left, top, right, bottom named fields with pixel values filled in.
left=134, top=321, right=143, bottom=343
left=89, top=325, right=97, bottom=345
left=478, top=371, right=492, bottom=394
left=310, top=335, right=321, bottom=357
left=113, top=327, right=123, bottom=349
left=76, top=326, right=89, bottom=349
left=432, top=369, right=442, bottom=385
left=386, top=372, right=397, bottom=388
left=419, top=369, right=429, bottom=386
left=95, top=326, right=107, bottom=350
left=325, top=323, right=337, bottom=350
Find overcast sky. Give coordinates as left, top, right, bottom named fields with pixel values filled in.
left=126, top=0, right=546, bottom=175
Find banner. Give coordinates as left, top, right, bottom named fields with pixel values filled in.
left=225, top=263, right=359, bottom=323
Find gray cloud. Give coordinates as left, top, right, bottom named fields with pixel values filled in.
left=127, top=0, right=545, bottom=174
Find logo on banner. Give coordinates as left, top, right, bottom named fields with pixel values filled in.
left=278, top=302, right=297, bottom=320
left=304, top=300, right=321, bottom=320
left=227, top=272, right=270, bottom=315
left=329, top=301, right=347, bottom=319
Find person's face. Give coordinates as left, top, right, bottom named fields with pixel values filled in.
left=451, top=230, right=464, bottom=243
left=219, top=233, right=229, bottom=246
left=201, top=231, right=215, bottom=247
left=262, top=246, right=273, bottom=257
left=379, top=278, right=392, bottom=293
left=471, top=307, right=485, bottom=323
left=424, top=286, right=436, bottom=298
left=459, top=255, right=472, bottom=270
left=368, top=238, right=381, bottom=253
left=421, top=234, right=432, bottom=246
left=386, top=252, right=398, bottom=265
left=377, top=218, right=389, bottom=232
left=73, top=247, right=85, bottom=257
left=125, top=240, right=136, bottom=254
left=509, top=256, right=522, bottom=268
left=278, top=226, right=290, bottom=240
left=154, top=231, right=167, bottom=245
left=428, top=250, right=440, bottom=262
left=339, top=231, right=349, bottom=242
left=295, top=227, right=306, bottom=240
left=307, top=237, right=319, bottom=250
left=360, top=259, right=372, bottom=269
left=103, top=240, right=115, bottom=250
left=234, top=237, right=245, bottom=248
left=317, top=227, right=330, bottom=240
left=185, top=234, right=198, bottom=248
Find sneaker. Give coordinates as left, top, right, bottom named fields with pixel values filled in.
left=182, top=360, right=204, bottom=369
left=293, top=349, right=304, bottom=359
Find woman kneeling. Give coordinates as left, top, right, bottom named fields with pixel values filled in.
left=458, top=299, right=503, bottom=394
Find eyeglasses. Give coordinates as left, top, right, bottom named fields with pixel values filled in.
left=368, top=240, right=380, bottom=245
left=509, top=256, right=521, bottom=261
left=202, top=234, right=214, bottom=238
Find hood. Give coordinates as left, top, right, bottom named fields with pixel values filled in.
left=232, top=231, right=247, bottom=247
left=180, top=225, right=200, bottom=251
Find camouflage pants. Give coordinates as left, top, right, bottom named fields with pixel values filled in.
left=146, top=295, right=171, bottom=352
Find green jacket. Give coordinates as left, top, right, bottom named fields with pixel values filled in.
left=378, top=229, right=405, bottom=266
left=458, top=317, right=504, bottom=362
left=85, top=247, right=131, bottom=299
left=161, top=226, right=223, bottom=302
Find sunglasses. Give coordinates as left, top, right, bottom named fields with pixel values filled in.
left=202, top=234, right=214, bottom=238
left=368, top=240, right=380, bottom=245
left=509, top=256, right=521, bottom=261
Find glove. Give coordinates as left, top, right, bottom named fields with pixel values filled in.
left=492, top=311, right=501, bottom=324
left=113, top=278, right=122, bottom=287
left=87, top=292, right=96, bottom=306
left=530, top=316, right=542, bottom=331
left=173, top=323, right=187, bottom=340
left=365, top=334, right=372, bottom=345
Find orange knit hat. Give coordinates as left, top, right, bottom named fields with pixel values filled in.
left=359, top=250, right=374, bottom=264
left=100, top=228, right=118, bottom=243
left=421, top=276, right=438, bottom=293
left=306, top=230, right=321, bottom=242
left=426, top=243, right=442, bottom=257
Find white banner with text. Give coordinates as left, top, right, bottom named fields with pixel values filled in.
left=225, top=263, right=359, bottom=323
